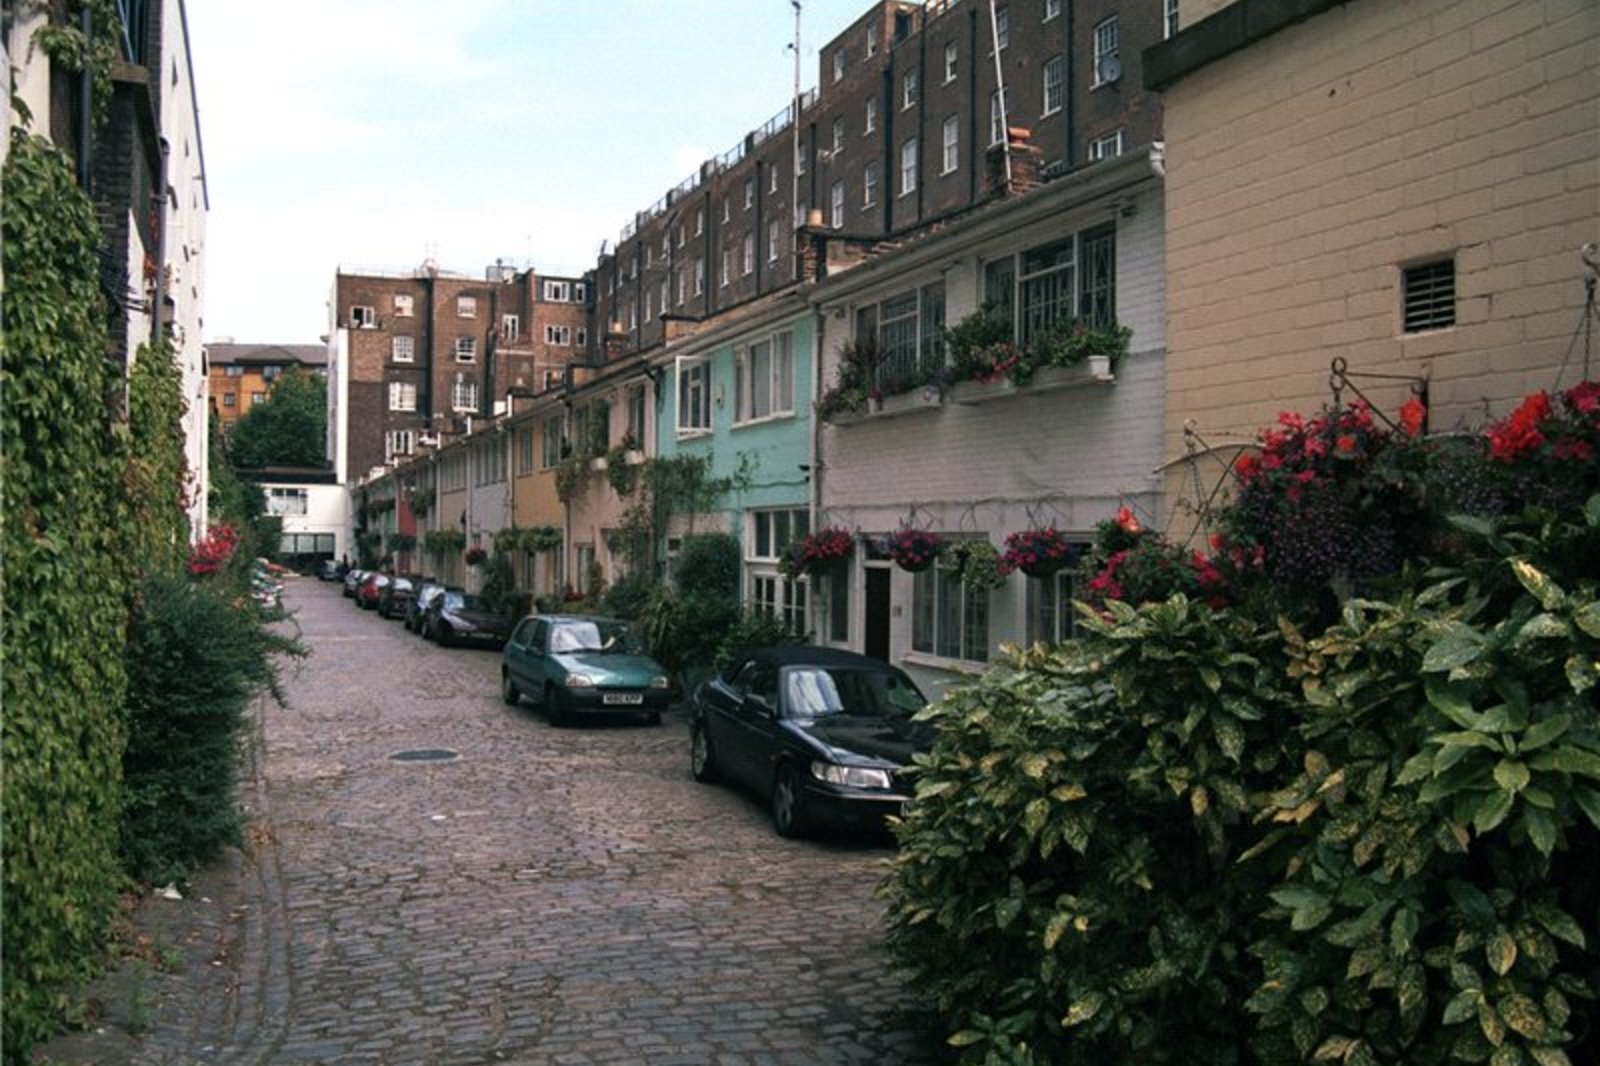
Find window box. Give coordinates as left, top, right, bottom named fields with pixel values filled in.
left=878, top=386, right=943, bottom=419
left=951, top=357, right=1115, bottom=406
left=588, top=456, right=608, bottom=473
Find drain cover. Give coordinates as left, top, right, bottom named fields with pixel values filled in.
left=389, top=748, right=459, bottom=763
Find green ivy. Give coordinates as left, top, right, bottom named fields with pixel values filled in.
left=1, top=130, right=135, bottom=1058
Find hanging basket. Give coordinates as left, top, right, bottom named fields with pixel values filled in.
left=1001, top=528, right=1080, bottom=579
left=888, top=527, right=943, bottom=573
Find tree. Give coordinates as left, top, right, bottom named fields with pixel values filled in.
left=227, top=367, right=327, bottom=468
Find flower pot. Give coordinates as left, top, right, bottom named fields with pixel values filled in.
left=1087, top=354, right=1112, bottom=378
left=894, top=556, right=935, bottom=573
left=1019, top=559, right=1067, bottom=579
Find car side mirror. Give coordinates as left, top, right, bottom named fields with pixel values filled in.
left=745, top=693, right=776, bottom=718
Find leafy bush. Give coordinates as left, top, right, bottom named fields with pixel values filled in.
left=714, top=610, right=808, bottom=670
left=120, top=574, right=303, bottom=884
left=602, top=571, right=653, bottom=620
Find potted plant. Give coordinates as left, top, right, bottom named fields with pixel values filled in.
left=464, top=545, right=488, bottom=566
left=999, top=527, right=1079, bottom=578
left=778, top=526, right=854, bottom=579
left=887, top=526, right=943, bottom=573
left=940, top=538, right=1007, bottom=589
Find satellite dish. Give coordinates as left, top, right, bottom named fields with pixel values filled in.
left=1097, top=55, right=1122, bottom=84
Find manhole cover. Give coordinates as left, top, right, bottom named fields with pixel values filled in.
left=389, top=748, right=459, bottom=763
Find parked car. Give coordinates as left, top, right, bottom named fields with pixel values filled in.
left=317, top=559, right=341, bottom=581
left=377, top=576, right=416, bottom=619
left=423, top=590, right=513, bottom=648
left=687, top=646, right=931, bottom=838
left=342, top=569, right=367, bottom=598
left=500, top=614, right=669, bottom=726
left=406, top=581, right=450, bottom=633
left=355, top=572, right=390, bottom=610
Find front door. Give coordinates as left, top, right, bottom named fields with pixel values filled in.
left=864, top=566, right=891, bottom=662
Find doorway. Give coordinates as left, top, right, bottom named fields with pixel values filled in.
left=864, top=566, right=891, bottom=662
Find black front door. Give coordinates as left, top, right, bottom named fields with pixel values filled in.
left=864, top=567, right=891, bottom=662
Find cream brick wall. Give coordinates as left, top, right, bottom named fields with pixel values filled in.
left=1161, top=0, right=1599, bottom=513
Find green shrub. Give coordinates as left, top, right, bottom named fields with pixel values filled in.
left=714, top=610, right=808, bottom=670
left=120, top=573, right=303, bottom=884
left=673, top=532, right=741, bottom=596
left=602, top=571, right=653, bottom=620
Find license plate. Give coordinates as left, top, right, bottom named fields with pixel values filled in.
left=602, top=692, right=644, bottom=705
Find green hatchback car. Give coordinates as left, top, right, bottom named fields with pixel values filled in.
left=500, top=614, right=670, bottom=726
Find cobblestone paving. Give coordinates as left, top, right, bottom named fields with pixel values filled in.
left=47, top=581, right=944, bottom=1065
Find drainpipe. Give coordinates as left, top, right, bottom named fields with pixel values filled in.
left=987, top=0, right=1011, bottom=188
left=76, top=5, right=92, bottom=189
left=1065, top=0, right=1076, bottom=169
left=150, top=136, right=169, bottom=348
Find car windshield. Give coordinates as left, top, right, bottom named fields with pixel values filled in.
left=392, top=578, right=413, bottom=592
left=782, top=666, right=926, bottom=720
left=550, top=620, right=641, bottom=654
left=443, top=592, right=485, bottom=611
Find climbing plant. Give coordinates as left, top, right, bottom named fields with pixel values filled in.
left=1, top=129, right=135, bottom=1058
left=123, top=338, right=190, bottom=573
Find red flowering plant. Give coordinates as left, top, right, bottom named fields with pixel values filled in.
left=186, top=524, right=240, bottom=577
left=999, top=526, right=1079, bottom=578
left=1078, top=507, right=1207, bottom=608
left=464, top=546, right=488, bottom=566
left=779, top=526, right=854, bottom=579
left=1479, top=382, right=1600, bottom=509
left=887, top=526, right=943, bottom=573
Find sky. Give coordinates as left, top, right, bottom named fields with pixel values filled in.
left=186, top=0, right=876, bottom=344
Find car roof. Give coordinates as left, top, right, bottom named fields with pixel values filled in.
left=734, top=645, right=902, bottom=671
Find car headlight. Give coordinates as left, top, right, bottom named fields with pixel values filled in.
left=810, top=761, right=893, bottom=790
left=649, top=676, right=670, bottom=689
left=564, top=674, right=599, bottom=688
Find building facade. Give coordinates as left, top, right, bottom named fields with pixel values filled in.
left=205, top=341, right=325, bottom=425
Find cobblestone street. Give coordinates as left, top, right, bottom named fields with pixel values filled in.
left=47, top=581, right=942, bottom=1065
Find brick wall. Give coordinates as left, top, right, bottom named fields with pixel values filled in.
left=1160, top=0, right=1599, bottom=513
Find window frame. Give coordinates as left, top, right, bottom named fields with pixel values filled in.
left=392, top=335, right=415, bottom=363
left=733, top=329, right=796, bottom=426
left=830, top=180, right=846, bottom=229
left=456, top=295, right=477, bottom=318
left=454, top=336, right=477, bottom=362
left=1043, top=55, right=1065, bottom=116
left=863, top=161, right=879, bottom=207
left=912, top=544, right=991, bottom=664
left=902, top=69, right=918, bottom=110
left=1092, top=16, right=1120, bottom=88
left=393, top=294, right=414, bottom=318
left=450, top=377, right=479, bottom=413
left=675, top=356, right=713, bottom=436
left=941, top=114, right=959, bottom=175
left=899, top=137, right=919, bottom=196
left=943, top=41, right=958, bottom=83
left=388, top=381, right=417, bottom=412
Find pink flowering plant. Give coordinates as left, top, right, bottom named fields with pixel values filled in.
left=888, top=526, right=943, bottom=573
left=464, top=545, right=488, bottom=566
left=779, top=526, right=854, bottom=578
left=186, top=524, right=240, bottom=577
left=999, top=527, right=1079, bottom=578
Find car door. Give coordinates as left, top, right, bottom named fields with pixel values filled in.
left=522, top=618, right=550, bottom=693
left=724, top=663, right=780, bottom=790
left=505, top=618, right=535, bottom=689
left=702, top=660, right=753, bottom=782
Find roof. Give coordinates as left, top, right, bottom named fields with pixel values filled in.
left=734, top=645, right=902, bottom=671
left=206, top=342, right=325, bottom=367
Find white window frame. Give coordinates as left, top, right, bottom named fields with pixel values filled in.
left=864, top=96, right=877, bottom=135
left=1043, top=56, right=1065, bottom=117
left=1164, top=0, right=1180, bottom=39
left=995, top=5, right=1009, bottom=50
left=830, top=180, right=846, bottom=229
left=832, top=48, right=845, bottom=83
left=865, top=28, right=877, bottom=58
left=456, top=295, right=477, bottom=318
left=545, top=324, right=572, bottom=346
left=742, top=233, right=755, bottom=276
left=900, top=138, right=918, bottom=196
left=1026, top=565, right=1082, bottom=644
left=267, top=487, right=309, bottom=516
left=733, top=330, right=795, bottom=425
left=912, top=546, right=991, bottom=664
left=941, top=114, right=959, bottom=175
left=990, top=87, right=1010, bottom=146
left=540, top=414, right=564, bottom=469
left=393, top=294, right=414, bottom=318
left=694, top=257, right=705, bottom=296
left=451, top=377, right=478, bottom=413
left=695, top=208, right=704, bottom=236
left=744, top=179, right=755, bottom=209
left=543, top=279, right=571, bottom=302
left=720, top=248, right=731, bottom=288
left=1089, top=129, right=1125, bottom=162
left=902, top=69, right=918, bottom=110
left=767, top=220, right=780, bottom=264
left=675, top=356, right=712, bottom=436
left=1045, top=0, right=1061, bottom=21
left=501, top=313, right=520, bottom=342
left=769, top=166, right=779, bottom=194
left=350, top=305, right=376, bottom=329
left=576, top=327, right=588, bottom=348
left=831, top=116, right=845, bottom=154
left=385, top=430, right=415, bottom=463
left=747, top=507, right=811, bottom=631
left=943, top=41, right=958, bottom=83
left=1092, top=17, right=1120, bottom=88
left=863, top=161, right=878, bottom=207
left=392, top=335, right=414, bottom=363
left=388, top=381, right=417, bottom=412
left=455, top=336, right=476, bottom=362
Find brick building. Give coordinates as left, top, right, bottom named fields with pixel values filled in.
left=205, top=341, right=325, bottom=426
left=327, top=262, right=590, bottom=482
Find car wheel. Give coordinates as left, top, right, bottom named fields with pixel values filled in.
left=437, top=625, right=453, bottom=647
left=773, top=766, right=809, bottom=839
left=546, top=686, right=567, bottom=727
left=501, top=670, right=521, bottom=706
left=690, top=723, right=719, bottom=783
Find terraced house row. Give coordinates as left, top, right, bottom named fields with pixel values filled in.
left=345, top=0, right=1597, bottom=696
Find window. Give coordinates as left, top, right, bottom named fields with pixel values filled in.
left=941, top=115, right=959, bottom=174
left=796, top=139, right=807, bottom=176
left=988, top=224, right=1117, bottom=342
left=626, top=384, right=647, bottom=445
left=1164, top=0, right=1180, bottom=39
left=627, top=301, right=638, bottom=331
left=902, top=70, right=918, bottom=109
left=863, top=161, right=878, bottom=207
left=1088, top=129, right=1125, bottom=161
left=676, top=225, right=685, bottom=249
left=695, top=209, right=704, bottom=236
left=995, top=6, right=1009, bottom=50
left=744, top=179, right=754, bottom=209
left=860, top=283, right=944, bottom=390
left=990, top=87, right=1010, bottom=146
left=543, top=279, right=571, bottom=301
left=385, top=430, right=415, bottom=463
left=1093, top=17, right=1120, bottom=87
left=832, top=48, right=845, bottom=82
left=223, top=365, right=244, bottom=377
left=742, top=233, right=755, bottom=276
left=722, top=196, right=731, bottom=223
left=734, top=330, right=795, bottom=423
left=1403, top=259, right=1456, bottom=332
left=267, top=488, right=308, bottom=516
left=661, top=233, right=670, bottom=257
left=457, top=295, right=476, bottom=317
left=721, top=248, right=731, bottom=287
left=388, top=381, right=417, bottom=411
left=516, top=427, right=534, bottom=474
left=576, top=327, right=588, bottom=348
left=864, top=96, right=877, bottom=134
left=768, top=220, right=780, bottom=263
left=831, top=116, right=845, bottom=153
left=913, top=546, right=990, bottom=663
left=943, top=41, right=958, bottom=83
left=645, top=290, right=654, bottom=321
left=394, top=294, right=414, bottom=317
left=501, top=313, right=520, bottom=341
left=677, top=357, right=712, bottom=433
left=830, top=180, right=846, bottom=229
left=1027, top=568, right=1081, bottom=644
left=660, top=277, right=669, bottom=312
left=1043, top=56, right=1065, bottom=116
left=455, top=336, right=476, bottom=362
left=575, top=282, right=586, bottom=302
left=865, top=28, right=877, bottom=58
left=1045, top=0, right=1060, bottom=21
left=222, top=392, right=236, bottom=407
left=1080, top=225, right=1117, bottom=329
left=675, top=268, right=685, bottom=306
left=545, top=324, right=571, bottom=345
left=747, top=508, right=811, bottom=632
left=350, top=305, right=376, bottom=329
left=646, top=246, right=654, bottom=267
left=1019, top=238, right=1076, bottom=344
left=451, top=377, right=479, bottom=413
left=392, top=336, right=414, bottom=362
left=541, top=414, right=564, bottom=468
left=575, top=545, right=595, bottom=594
left=900, top=138, right=918, bottom=196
